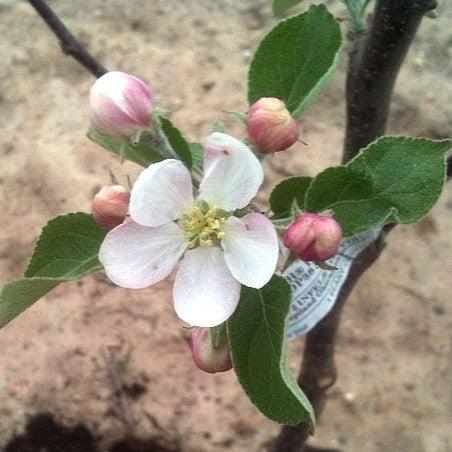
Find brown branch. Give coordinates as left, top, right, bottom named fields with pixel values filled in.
left=343, top=0, right=437, bottom=162
left=27, top=0, right=108, bottom=77
left=271, top=1, right=437, bottom=451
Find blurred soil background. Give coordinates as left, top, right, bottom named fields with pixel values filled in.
left=0, top=0, right=451, bottom=451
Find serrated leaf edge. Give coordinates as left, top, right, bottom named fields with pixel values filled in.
left=24, top=212, right=105, bottom=278
left=305, top=136, right=451, bottom=236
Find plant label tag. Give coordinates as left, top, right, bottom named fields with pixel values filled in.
left=283, top=228, right=381, bottom=340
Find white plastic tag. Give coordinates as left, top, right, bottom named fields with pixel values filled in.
left=284, top=228, right=381, bottom=340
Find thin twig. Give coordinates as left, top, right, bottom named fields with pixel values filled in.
left=27, top=0, right=107, bottom=77
left=271, top=1, right=438, bottom=450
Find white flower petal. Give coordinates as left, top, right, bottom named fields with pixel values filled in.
left=199, top=132, right=263, bottom=211
left=173, top=246, right=241, bottom=327
left=99, top=220, right=188, bottom=289
left=130, top=159, right=194, bottom=227
left=221, top=213, right=278, bottom=288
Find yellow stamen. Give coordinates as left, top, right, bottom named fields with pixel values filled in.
left=180, top=204, right=228, bottom=248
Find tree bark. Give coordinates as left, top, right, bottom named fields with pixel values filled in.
left=271, top=1, right=437, bottom=451
left=344, top=0, right=437, bottom=162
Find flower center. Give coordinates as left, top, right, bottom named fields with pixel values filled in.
left=180, top=203, right=228, bottom=249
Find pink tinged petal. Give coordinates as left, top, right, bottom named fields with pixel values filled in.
left=89, top=96, right=139, bottom=136
left=246, top=97, right=300, bottom=153
left=221, top=213, right=278, bottom=289
left=121, top=75, right=154, bottom=124
left=199, top=132, right=264, bottom=211
left=89, top=71, right=153, bottom=137
left=173, top=246, right=241, bottom=327
left=130, top=159, right=194, bottom=227
left=283, top=213, right=342, bottom=261
left=92, top=185, right=130, bottom=229
left=99, top=220, right=188, bottom=289
left=188, top=327, right=232, bottom=373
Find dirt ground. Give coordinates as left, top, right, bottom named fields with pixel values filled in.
left=0, top=0, right=451, bottom=451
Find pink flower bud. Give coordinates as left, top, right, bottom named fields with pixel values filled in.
left=283, top=213, right=342, bottom=262
left=246, top=97, right=300, bottom=153
left=188, top=327, right=233, bottom=374
left=92, top=185, right=130, bottom=229
left=89, top=71, right=154, bottom=138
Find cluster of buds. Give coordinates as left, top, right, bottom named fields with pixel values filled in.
left=89, top=71, right=154, bottom=139
left=89, top=71, right=299, bottom=156
left=284, top=212, right=342, bottom=262
left=246, top=97, right=300, bottom=153
left=92, top=185, right=130, bottom=229
left=89, top=71, right=149, bottom=228
left=188, top=327, right=232, bottom=374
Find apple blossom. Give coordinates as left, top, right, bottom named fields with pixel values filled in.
left=283, top=213, right=342, bottom=262
left=89, top=71, right=154, bottom=138
left=246, top=97, right=300, bottom=153
left=92, top=185, right=130, bottom=229
left=188, top=327, right=232, bottom=373
left=99, top=132, right=279, bottom=327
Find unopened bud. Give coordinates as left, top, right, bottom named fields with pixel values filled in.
left=188, top=327, right=232, bottom=374
left=283, top=213, right=342, bottom=262
left=246, top=97, right=300, bottom=153
left=92, top=185, right=130, bottom=229
left=89, top=71, right=154, bottom=138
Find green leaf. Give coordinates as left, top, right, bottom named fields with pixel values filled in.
left=272, top=0, right=304, bottom=16
left=89, top=118, right=194, bottom=170
left=87, top=129, right=164, bottom=167
left=305, top=136, right=451, bottom=237
left=270, top=176, right=312, bottom=218
left=0, top=213, right=107, bottom=328
left=248, top=4, right=342, bottom=118
left=227, top=275, right=314, bottom=427
left=0, top=278, right=60, bottom=328
left=189, top=142, right=204, bottom=173
left=25, top=212, right=107, bottom=278
left=159, top=116, right=193, bottom=169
